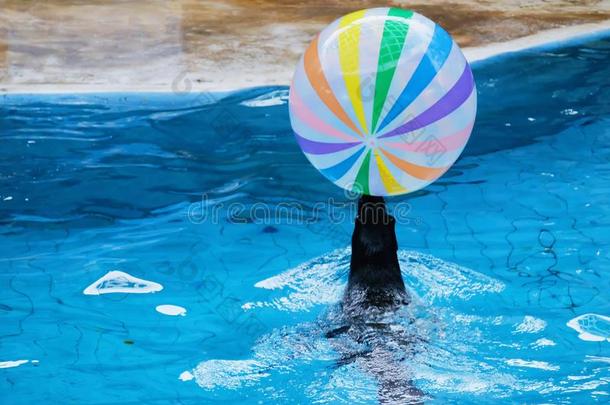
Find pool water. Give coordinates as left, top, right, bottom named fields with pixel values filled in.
left=1, top=36, right=609, bottom=403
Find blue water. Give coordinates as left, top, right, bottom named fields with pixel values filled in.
left=1, top=36, right=610, bottom=404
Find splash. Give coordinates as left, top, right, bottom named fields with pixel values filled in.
left=505, top=359, right=560, bottom=371
left=190, top=360, right=271, bottom=389
left=186, top=322, right=337, bottom=390
left=245, top=248, right=504, bottom=311
left=245, top=247, right=350, bottom=311
left=397, top=250, right=505, bottom=303
left=188, top=248, right=509, bottom=399
left=178, top=371, right=194, bottom=381
left=532, top=338, right=556, bottom=348
left=240, top=89, right=289, bottom=107
left=514, top=316, right=547, bottom=334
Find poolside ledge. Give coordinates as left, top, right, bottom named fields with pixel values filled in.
left=1, top=0, right=609, bottom=94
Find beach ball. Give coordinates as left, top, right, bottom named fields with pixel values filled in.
left=289, top=7, right=477, bottom=196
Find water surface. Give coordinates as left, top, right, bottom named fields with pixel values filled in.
left=1, top=36, right=609, bottom=403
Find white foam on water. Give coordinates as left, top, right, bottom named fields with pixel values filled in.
left=241, top=302, right=254, bottom=310
left=189, top=321, right=338, bottom=391
left=254, top=247, right=348, bottom=290
left=178, top=371, right=194, bottom=381
left=585, top=356, right=610, bottom=364
left=193, top=247, right=590, bottom=398
left=505, top=359, right=560, bottom=371
left=83, top=270, right=163, bottom=295
left=191, top=360, right=270, bottom=389
left=248, top=247, right=349, bottom=311
left=532, top=338, right=556, bottom=348
left=397, top=251, right=505, bottom=303
left=240, top=89, right=289, bottom=107
left=0, top=360, right=31, bottom=369
left=308, top=362, right=378, bottom=404
left=415, top=366, right=518, bottom=395
left=209, top=248, right=511, bottom=398
left=567, top=314, right=610, bottom=342
left=248, top=248, right=504, bottom=311
left=568, top=375, right=595, bottom=381
left=514, top=316, right=547, bottom=334
left=156, top=304, right=186, bottom=316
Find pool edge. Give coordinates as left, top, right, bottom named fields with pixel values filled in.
left=1, top=19, right=609, bottom=95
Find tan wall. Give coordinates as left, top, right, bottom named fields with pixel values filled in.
left=0, top=0, right=608, bottom=90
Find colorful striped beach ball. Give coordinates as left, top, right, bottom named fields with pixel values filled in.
left=289, top=8, right=477, bottom=196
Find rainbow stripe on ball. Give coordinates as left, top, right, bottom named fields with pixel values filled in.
left=289, top=7, right=477, bottom=196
